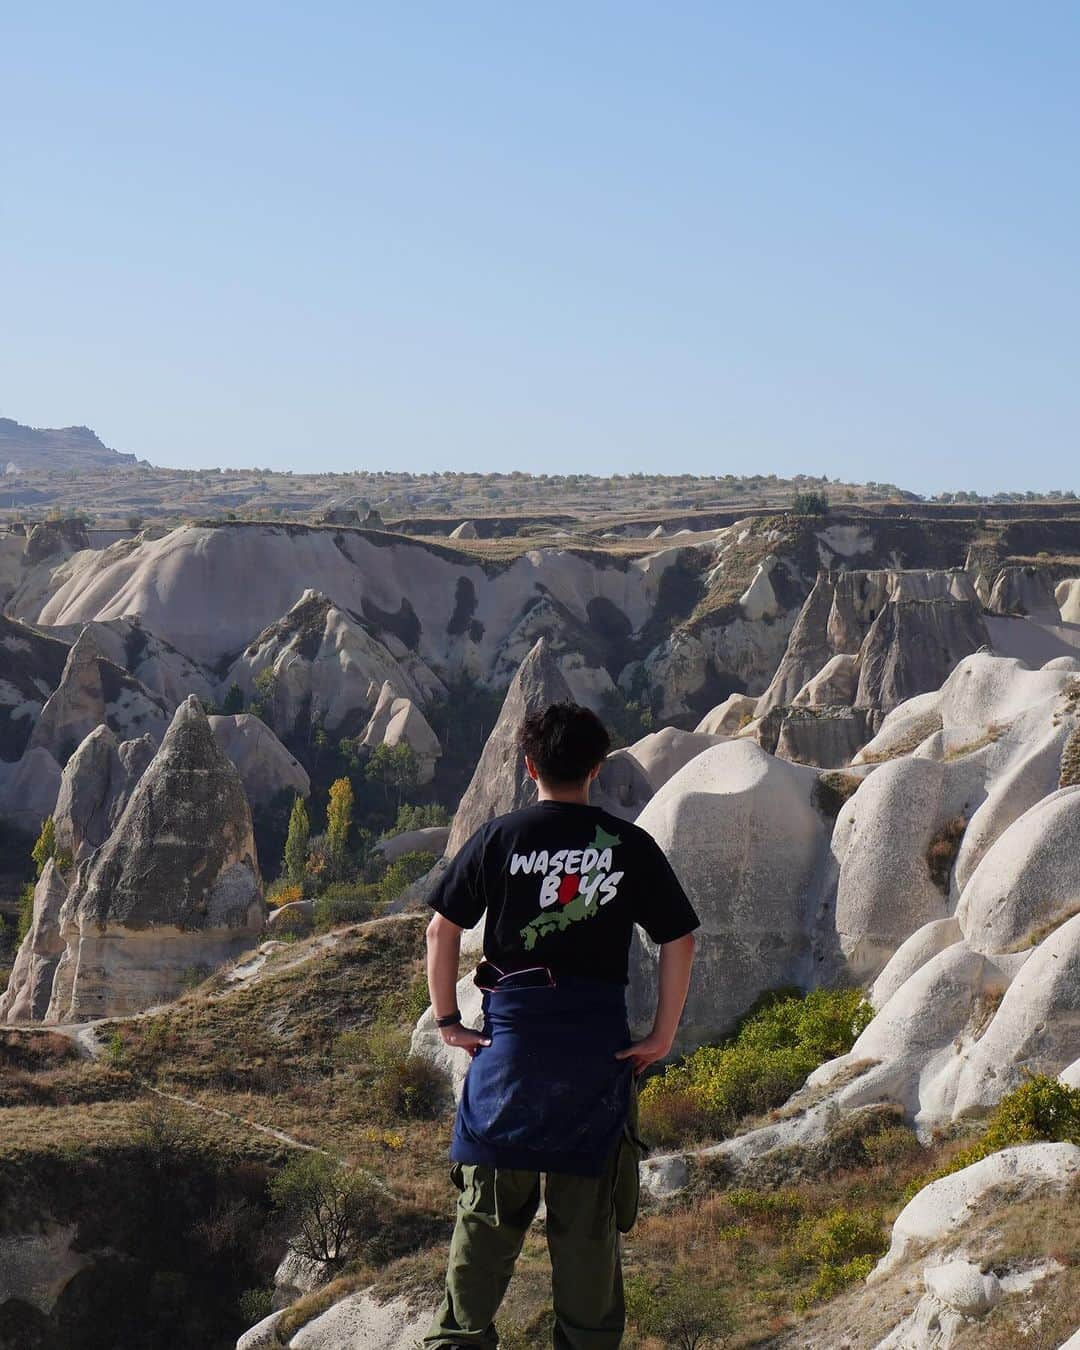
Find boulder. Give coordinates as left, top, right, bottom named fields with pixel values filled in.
left=631, top=740, right=828, bottom=1048
left=987, top=564, right=1060, bottom=619
left=27, top=627, right=170, bottom=762
left=591, top=748, right=654, bottom=821
left=444, top=637, right=573, bottom=857
left=695, top=692, right=757, bottom=736
left=0, top=859, right=69, bottom=1022
left=956, top=787, right=1080, bottom=954
left=209, top=713, right=311, bottom=809
left=952, top=912, right=1080, bottom=1116
left=622, top=727, right=723, bottom=791
left=810, top=940, right=1018, bottom=1127
left=286, top=1290, right=431, bottom=1349
left=830, top=755, right=979, bottom=982
left=1057, top=578, right=1080, bottom=624
left=359, top=681, right=442, bottom=784
left=448, top=520, right=478, bottom=540
left=870, top=1143, right=1080, bottom=1279
left=792, top=652, right=859, bottom=707
left=374, top=826, right=450, bottom=863
left=44, top=696, right=264, bottom=1021
left=53, top=724, right=155, bottom=861
left=870, top=919, right=963, bottom=1010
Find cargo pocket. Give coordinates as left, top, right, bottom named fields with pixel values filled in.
left=613, top=1089, right=647, bottom=1233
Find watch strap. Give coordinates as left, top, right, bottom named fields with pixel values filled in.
left=435, top=1010, right=463, bottom=1028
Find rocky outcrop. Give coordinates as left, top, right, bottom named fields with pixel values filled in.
left=24, top=517, right=91, bottom=565
left=444, top=637, right=573, bottom=857
left=209, top=713, right=311, bottom=808
left=0, top=615, right=71, bottom=761
left=0, top=745, right=63, bottom=834
left=225, top=591, right=445, bottom=742
left=773, top=706, right=870, bottom=768
left=448, top=520, right=478, bottom=539
left=987, top=564, right=1060, bottom=619
left=52, top=724, right=155, bottom=861
left=631, top=740, right=828, bottom=1048
left=1058, top=577, right=1080, bottom=624
left=0, top=859, right=69, bottom=1022
left=27, top=627, right=170, bottom=764
left=695, top=692, right=757, bottom=735
left=359, top=681, right=442, bottom=784
left=43, top=696, right=264, bottom=1021
left=373, top=825, right=450, bottom=862
left=621, top=726, right=723, bottom=792
left=48, top=616, right=219, bottom=706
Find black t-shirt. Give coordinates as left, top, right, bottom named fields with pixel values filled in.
left=428, top=801, right=700, bottom=985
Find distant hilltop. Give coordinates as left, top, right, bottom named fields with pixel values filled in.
left=0, top=417, right=141, bottom=472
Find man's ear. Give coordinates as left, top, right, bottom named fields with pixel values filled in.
left=524, top=755, right=539, bottom=782
left=587, top=761, right=603, bottom=784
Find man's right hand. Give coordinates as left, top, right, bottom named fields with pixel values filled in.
left=440, top=1025, right=491, bottom=1057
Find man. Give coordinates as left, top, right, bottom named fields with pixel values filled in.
left=423, top=701, right=699, bottom=1350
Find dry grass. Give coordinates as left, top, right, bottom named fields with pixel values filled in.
left=856, top=715, right=942, bottom=764
left=926, top=815, right=968, bottom=893
left=941, top=721, right=1009, bottom=761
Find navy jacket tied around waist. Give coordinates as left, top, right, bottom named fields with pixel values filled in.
left=451, top=977, right=634, bottom=1177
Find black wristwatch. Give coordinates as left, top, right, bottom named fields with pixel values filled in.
left=435, top=1010, right=463, bottom=1028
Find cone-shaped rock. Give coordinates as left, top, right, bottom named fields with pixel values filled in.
left=53, top=724, right=155, bottom=862
left=445, top=637, right=573, bottom=857
left=44, top=695, right=264, bottom=1021
left=0, top=859, right=69, bottom=1023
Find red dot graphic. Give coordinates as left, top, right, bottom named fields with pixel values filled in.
left=557, top=874, right=580, bottom=906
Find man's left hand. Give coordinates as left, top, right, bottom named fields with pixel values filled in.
left=615, top=1033, right=671, bottom=1075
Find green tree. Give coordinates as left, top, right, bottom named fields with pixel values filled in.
left=268, top=1153, right=376, bottom=1269
left=791, top=490, right=830, bottom=516
left=365, top=742, right=419, bottom=806
left=326, top=777, right=355, bottom=876
left=283, top=796, right=310, bottom=884
left=626, top=1267, right=732, bottom=1349
left=221, top=682, right=245, bottom=716
left=31, top=815, right=66, bottom=878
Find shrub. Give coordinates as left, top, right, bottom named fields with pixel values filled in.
left=373, top=1055, right=445, bottom=1120
left=786, top=1206, right=887, bottom=1309
left=266, top=881, right=304, bottom=909
left=16, top=881, right=35, bottom=942
left=910, top=1076, right=1080, bottom=1198
left=378, top=851, right=434, bottom=904
left=640, top=988, right=873, bottom=1147
left=238, top=1288, right=273, bottom=1325
left=313, top=882, right=379, bottom=931
left=625, top=1266, right=732, bottom=1348
left=926, top=816, right=967, bottom=893
left=813, top=771, right=863, bottom=820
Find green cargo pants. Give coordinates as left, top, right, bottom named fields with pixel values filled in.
left=423, top=1103, right=642, bottom=1350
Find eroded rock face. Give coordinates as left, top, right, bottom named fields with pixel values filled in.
left=1058, top=577, right=1080, bottom=624
left=631, top=740, right=828, bottom=1048
left=0, top=615, right=71, bottom=761
left=53, top=724, right=155, bottom=862
left=27, top=627, right=170, bottom=764
left=956, top=787, right=1080, bottom=954
left=225, top=590, right=445, bottom=742
left=359, top=681, right=442, bottom=784
left=0, top=859, right=69, bottom=1022
left=987, top=564, right=1060, bottom=619
left=445, top=636, right=573, bottom=857
left=209, top=713, right=310, bottom=809
left=44, top=696, right=264, bottom=1021
left=622, top=726, right=723, bottom=791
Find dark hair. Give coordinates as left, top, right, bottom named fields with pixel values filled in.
left=517, top=701, right=611, bottom=787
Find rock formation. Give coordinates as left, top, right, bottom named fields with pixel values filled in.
left=630, top=740, right=828, bottom=1048
left=444, top=636, right=573, bottom=857
left=27, top=627, right=170, bottom=763
left=41, top=696, right=264, bottom=1021
left=359, top=681, right=442, bottom=784
left=52, top=724, right=155, bottom=862
left=448, top=520, right=478, bottom=539
left=1058, top=577, right=1080, bottom=624
left=225, top=590, right=444, bottom=742
left=0, top=859, right=69, bottom=1022
left=987, top=563, right=1060, bottom=619
left=209, top=713, right=311, bottom=809
left=0, top=615, right=71, bottom=761
left=621, top=726, right=724, bottom=791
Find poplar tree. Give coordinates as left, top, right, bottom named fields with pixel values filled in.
left=283, top=796, right=310, bottom=883
left=326, top=777, right=355, bottom=877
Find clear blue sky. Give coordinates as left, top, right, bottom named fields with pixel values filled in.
left=3, top=3, right=1078, bottom=493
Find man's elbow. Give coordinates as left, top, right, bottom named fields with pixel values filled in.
left=426, top=911, right=462, bottom=946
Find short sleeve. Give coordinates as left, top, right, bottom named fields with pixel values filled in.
left=427, top=825, right=488, bottom=930
left=632, top=833, right=701, bottom=944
